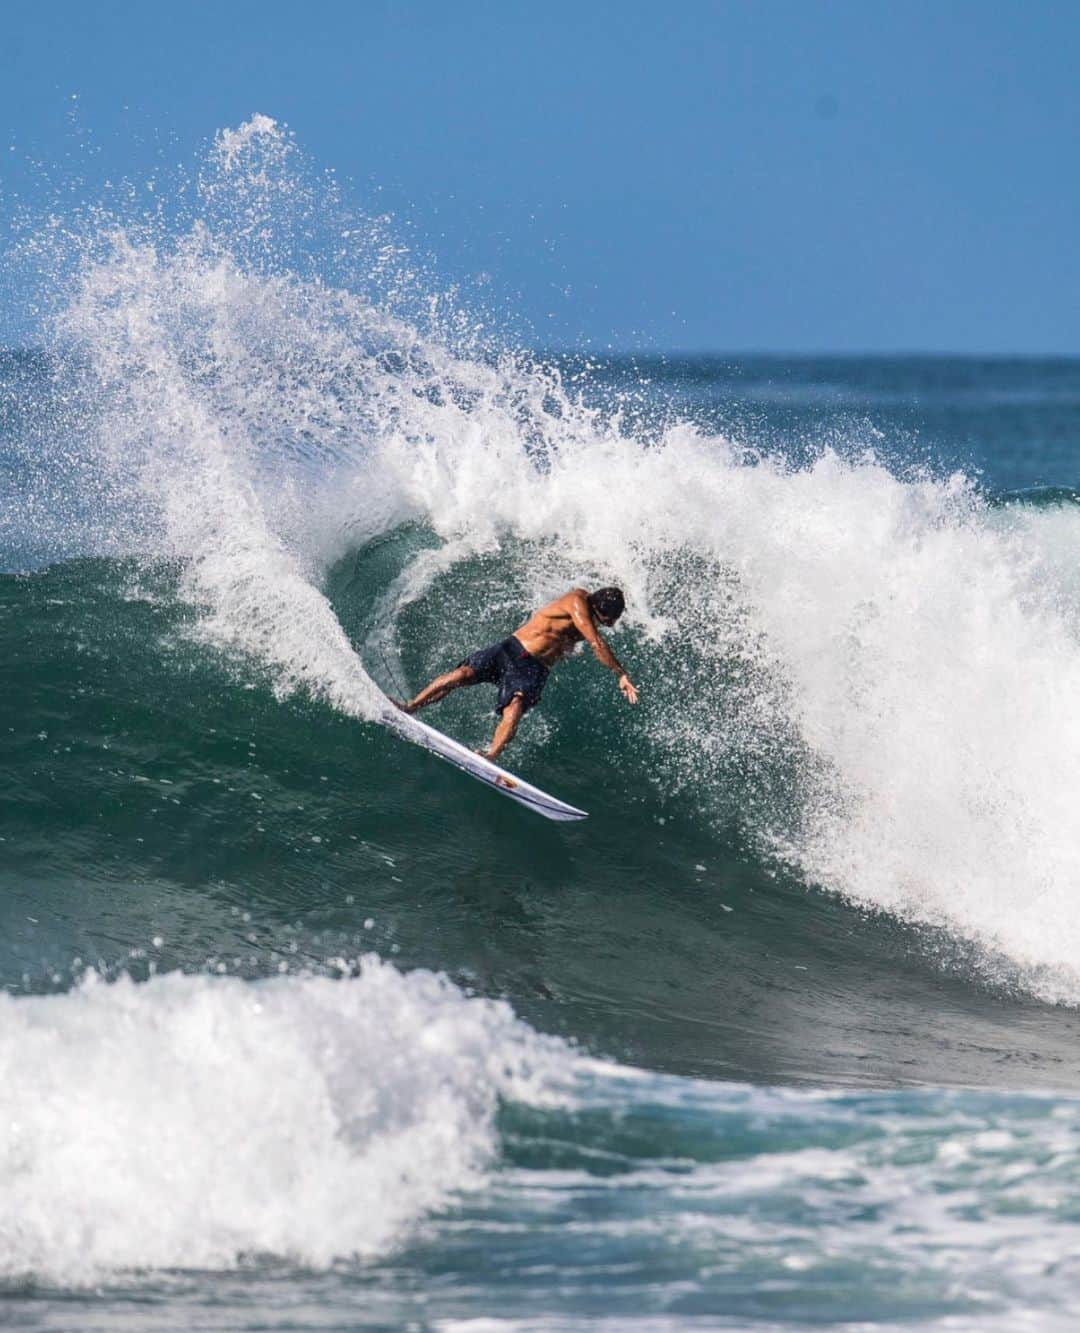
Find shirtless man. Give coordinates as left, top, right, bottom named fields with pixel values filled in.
left=395, top=587, right=639, bottom=760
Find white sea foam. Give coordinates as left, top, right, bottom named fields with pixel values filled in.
left=441, top=1073, right=1080, bottom=1331
left=3, top=951, right=1080, bottom=1317
left=49, top=117, right=1080, bottom=1000
left=0, top=959, right=574, bottom=1283
left=7, top=955, right=1080, bottom=1320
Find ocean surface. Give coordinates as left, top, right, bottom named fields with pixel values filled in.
left=3, top=118, right=1080, bottom=1330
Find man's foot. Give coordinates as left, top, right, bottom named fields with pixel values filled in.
left=391, top=698, right=417, bottom=715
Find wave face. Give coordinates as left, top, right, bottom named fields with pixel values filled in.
left=4, top=117, right=1080, bottom=1327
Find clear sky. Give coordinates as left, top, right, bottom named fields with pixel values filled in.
left=2, top=0, right=1078, bottom=353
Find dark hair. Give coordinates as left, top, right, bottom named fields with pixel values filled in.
left=588, top=587, right=625, bottom=623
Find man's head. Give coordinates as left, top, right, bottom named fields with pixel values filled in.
left=588, top=586, right=625, bottom=627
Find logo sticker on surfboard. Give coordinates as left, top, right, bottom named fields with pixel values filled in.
left=495, top=774, right=518, bottom=790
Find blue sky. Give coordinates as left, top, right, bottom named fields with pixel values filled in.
left=2, top=1, right=1077, bottom=353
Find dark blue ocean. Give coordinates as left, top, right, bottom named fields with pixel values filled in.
left=3, top=118, right=1080, bottom=1330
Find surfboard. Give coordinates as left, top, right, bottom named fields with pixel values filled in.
left=380, top=702, right=588, bottom=822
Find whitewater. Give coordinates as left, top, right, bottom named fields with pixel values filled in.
left=3, top=115, right=1080, bottom=1327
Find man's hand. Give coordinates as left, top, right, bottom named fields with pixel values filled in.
left=618, top=673, right=639, bottom=705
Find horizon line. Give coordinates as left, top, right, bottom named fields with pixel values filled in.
left=4, top=343, right=1080, bottom=364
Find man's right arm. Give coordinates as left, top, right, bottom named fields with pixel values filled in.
left=567, top=592, right=639, bottom=704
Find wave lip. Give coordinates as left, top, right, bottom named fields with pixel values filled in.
left=0, top=961, right=574, bottom=1284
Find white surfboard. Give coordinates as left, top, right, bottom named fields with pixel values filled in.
left=380, top=702, right=588, bottom=822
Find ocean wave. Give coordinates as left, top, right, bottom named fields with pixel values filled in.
left=7, top=114, right=1080, bottom=1010
left=0, top=960, right=574, bottom=1283
left=4, top=959, right=1080, bottom=1328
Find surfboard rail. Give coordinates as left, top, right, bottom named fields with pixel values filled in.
left=380, top=704, right=588, bottom=822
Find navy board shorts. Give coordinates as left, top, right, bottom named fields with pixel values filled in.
left=460, top=635, right=549, bottom=714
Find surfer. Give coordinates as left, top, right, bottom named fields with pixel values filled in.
left=394, top=587, right=639, bottom=760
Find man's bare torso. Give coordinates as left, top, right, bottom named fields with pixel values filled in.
left=512, top=589, right=590, bottom=666
left=398, top=584, right=634, bottom=758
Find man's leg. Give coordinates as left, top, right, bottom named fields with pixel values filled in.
left=397, top=664, right=476, bottom=714
left=480, top=695, right=526, bottom=761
